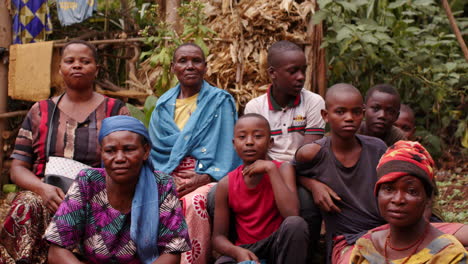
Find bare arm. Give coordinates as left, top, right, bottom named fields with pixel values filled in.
left=152, top=253, right=180, bottom=264
left=11, top=159, right=64, bottom=212
left=172, top=171, right=212, bottom=197
left=295, top=143, right=342, bottom=213
left=212, top=178, right=259, bottom=263
left=303, top=134, right=323, bottom=145
left=48, top=245, right=84, bottom=264
left=244, top=161, right=299, bottom=217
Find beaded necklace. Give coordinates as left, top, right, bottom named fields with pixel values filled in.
left=384, top=223, right=429, bottom=264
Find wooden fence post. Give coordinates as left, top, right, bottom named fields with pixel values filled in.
left=0, top=1, right=12, bottom=187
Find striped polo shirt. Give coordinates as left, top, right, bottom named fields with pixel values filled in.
left=244, top=86, right=325, bottom=161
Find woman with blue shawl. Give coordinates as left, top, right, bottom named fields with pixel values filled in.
left=45, top=116, right=191, bottom=264
left=149, top=43, right=241, bottom=264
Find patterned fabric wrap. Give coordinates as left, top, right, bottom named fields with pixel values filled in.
left=149, top=80, right=241, bottom=180
left=12, top=0, right=53, bottom=44
left=0, top=191, right=50, bottom=264
left=350, top=226, right=468, bottom=264
left=99, top=116, right=160, bottom=264
left=374, top=140, right=435, bottom=195
left=44, top=168, right=191, bottom=263
left=56, top=0, right=97, bottom=26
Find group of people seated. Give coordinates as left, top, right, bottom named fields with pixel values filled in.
left=0, top=39, right=465, bottom=264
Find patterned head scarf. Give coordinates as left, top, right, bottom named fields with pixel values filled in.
left=99, top=116, right=159, bottom=264
left=375, top=140, right=435, bottom=196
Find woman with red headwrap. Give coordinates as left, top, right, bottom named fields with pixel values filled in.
left=350, top=141, right=467, bottom=264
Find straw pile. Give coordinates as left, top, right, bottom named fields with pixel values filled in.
left=131, top=0, right=323, bottom=110
left=202, top=0, right=319, bottom=109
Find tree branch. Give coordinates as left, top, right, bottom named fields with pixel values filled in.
left=441, top=0, right=468, bottom=62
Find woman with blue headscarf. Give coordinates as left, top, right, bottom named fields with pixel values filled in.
left=44, top=116, right=191, bottom=264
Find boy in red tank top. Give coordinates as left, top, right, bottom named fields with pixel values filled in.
left=212, top=113, right=309, bottom=264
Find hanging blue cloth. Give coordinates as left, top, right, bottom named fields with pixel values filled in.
left=99, top=116, right=159, bottom=264
left=149, top=80, right=241, bottom=180
left=56, top=0, right=97, bottom=26
left=12, top=0, right=53, bottom=44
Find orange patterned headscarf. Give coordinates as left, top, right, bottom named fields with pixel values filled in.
left=374, top=140, right=435, bottom=196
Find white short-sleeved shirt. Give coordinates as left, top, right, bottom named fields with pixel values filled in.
left=244, top=86, right=325, bottom=161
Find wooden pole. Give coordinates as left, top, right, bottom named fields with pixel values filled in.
left=442, top=0, right=468, bottom=62
left=166, top=0, right=181, bottom=33
left=0, top=110, right=28, bottom=119
left=0, top=0, right=12, bottom=187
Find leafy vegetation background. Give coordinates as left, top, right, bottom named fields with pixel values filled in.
left=314, top=0, right=467, bottom=160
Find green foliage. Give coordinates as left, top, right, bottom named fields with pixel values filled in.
left=315, top=0, right=468, bottom=158
left=126, top=95, right=158, bottom=127
left=139, top=1, right=215, bottom=97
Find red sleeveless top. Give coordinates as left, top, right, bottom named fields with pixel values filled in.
left=228, top=160, right=284, bottom=245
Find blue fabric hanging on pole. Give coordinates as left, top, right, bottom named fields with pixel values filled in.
left=56, top=0, right=97, bottom=26
left=12, top=0, right=53, bottom=44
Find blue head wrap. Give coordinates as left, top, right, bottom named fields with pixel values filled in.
left=99, top=116, right=159, bottom=264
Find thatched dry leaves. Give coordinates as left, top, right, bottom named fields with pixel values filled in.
left=203, top=0, right=317, bottom=110
left=130, top=0, right=319, bottom=110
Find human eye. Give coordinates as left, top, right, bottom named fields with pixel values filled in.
left=381, top=183, right=393, bottom=192
left=352, top=108, right=363, bottom=115
left=385, top=108, right=397, bottom=116
left=371, top=105, right=380, bottom=112
left=63, top=58, right=73, bottom=64
left=407, top=187, right=420, bottom=196
left=401, top=125, right=411, bottom=132
left=124, top=145, right=138, bottom=152
left=335, top=108, right=345, bottom=115
left=103, top=147, right=114, bottom=153
left=254, top=133, right=264, bottom=139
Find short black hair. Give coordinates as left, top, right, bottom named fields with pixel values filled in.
left=400, top=104, right=415, bottom=119
left=61, top=40, right=98, bottom=62
left=325, top=83, right=362, bottom=109
left=365, top=84, right=401, bottom=105
left=267, top=40, right=304, bottom=68
left=237, top=113, right=271, bottom=134
left=172, top=43, right=206, bottom=63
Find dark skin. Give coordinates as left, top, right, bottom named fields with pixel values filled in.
left=295, top=84, right=364, bottom=213
left=370, top=176, right=442, bottom=260
left=10, top=43, right=104, bottom=213
left=212, top=116, right=299, bottom=263
left=170, top=45, right=211, bottom=197
left=48, top=131, right=180, bottom=264
left=268, top=49, right=322, bottom=144
left=364, top=91, right=400, bottom=139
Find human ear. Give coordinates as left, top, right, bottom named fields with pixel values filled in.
left=268, top=137, right=274, bottom=148
left=267, top=66, right=276, bottom=80
left=142, top=144, right=150, bottom=161
left=170, top=62, right=175, bottom=73
left=321, top=109, right=328, bottom=123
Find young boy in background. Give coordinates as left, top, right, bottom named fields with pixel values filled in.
left=358, top=84, right=406, bottom=146
left=295, top=83, right=387, bottom=263
left=212, top=113, right=309, bottom=264
left=244, top=40, right=325, bottom=162
left=394, top=103, right=416, bottom=139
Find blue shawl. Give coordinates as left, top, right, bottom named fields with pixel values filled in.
left=149, top=81, right=241, bottom=181
left=99, top=116, right=159, bottom=264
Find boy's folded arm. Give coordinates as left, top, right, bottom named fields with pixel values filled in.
left=268, top=161, right=299, bottom=217
left=212, top=178, right=252, bottom=260
left=295, top=142, right=342, bottom=213
left=299, top=176, right=342, bottom=213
